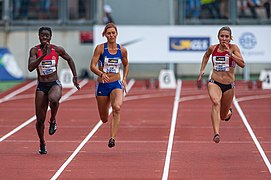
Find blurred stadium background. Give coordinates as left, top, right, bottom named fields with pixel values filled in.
left=0, top=0, right=270, bottom=90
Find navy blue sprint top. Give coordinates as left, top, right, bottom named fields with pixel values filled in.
left=98, top=43, right=122, bottom=74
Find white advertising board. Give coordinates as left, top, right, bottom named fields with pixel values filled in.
left=94, top=25, right=271, bottom=64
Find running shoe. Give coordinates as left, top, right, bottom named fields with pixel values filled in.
left=108, top=138, right=115, bottom=148
left=213, top=134, right=220, bottom=143
left=39, top=144, right=47, bottom=154
left=225, top=108, right=232, bottom=121
left=49, top=121, right=57, bottom=135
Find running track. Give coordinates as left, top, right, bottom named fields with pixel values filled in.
left=0, top=80, right=270, bottom=179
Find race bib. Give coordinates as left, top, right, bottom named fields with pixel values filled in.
left=213, top=56, right=229, bottom=72
left=38, top=60, right=56, bottom=75
left=103, top=57, right=121, bottom=73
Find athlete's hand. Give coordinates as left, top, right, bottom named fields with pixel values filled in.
left=197, top=70, right=204, bottom=81
left=223, top=43, right=232, bottom=56
left=101, top=73, right=109, bottom=83
left=73, top=76, right=80, bottom=90
left=41, top=42, right=49, bottom=58
left=122, top=79, right=127, bottom=94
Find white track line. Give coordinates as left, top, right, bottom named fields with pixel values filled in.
left=0, top=79, right=89, bottom=142
left=162, top=79, right=182, bottom=180
left=0, top=80, right=36, bottom=104
left=50, top=79, right=135, bottom=180
left=233, top=97, right=271, bottom=173
left=236, top=94, right=271, bottom=102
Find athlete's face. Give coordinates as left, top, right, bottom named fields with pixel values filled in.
left=218, top=30, right=231, bottom=46
left=39, top=30, right=51, bottom=45
left=105, top=27, right=117, bottom=43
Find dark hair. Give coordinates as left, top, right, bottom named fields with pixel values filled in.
left=102, top=23, right=118, bottom=36
left=218, top=26, right=232, bottom=40
left=39, top=27, right=52, bottom=36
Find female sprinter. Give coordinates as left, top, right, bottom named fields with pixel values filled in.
left=28, top=27, right=80, bottom=154
left=197, top=26, right=245, bottom=143
left=90, top=23, right=129, bottom=148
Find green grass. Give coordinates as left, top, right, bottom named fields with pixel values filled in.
left=0, top=81, right=22, bottom=92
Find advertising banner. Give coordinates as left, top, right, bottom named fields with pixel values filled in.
left=0, top=48, right=23, bottom=80
left=94, top=25, right=271, bottom=63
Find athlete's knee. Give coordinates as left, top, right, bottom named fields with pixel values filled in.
left=49, top=98, right=59, bottom=107
left=36, top=120, right=45, bottom=129
left=112, top=104, right=121, bottom=113
left=211, top=98, right=220, bottom=106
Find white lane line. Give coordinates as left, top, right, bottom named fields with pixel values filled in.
left=0, top=80, right=36, bottom=104
left=233, top=97, right=271, bottom=173
left=162, top=79, right=182, bottom=180
left=236, top=94, right=271, bottom=102
left=50, top=79, right=135, bottom=180
left=0, top=79, right=89, bottom=142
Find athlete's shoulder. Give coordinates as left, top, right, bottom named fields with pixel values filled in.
left=120, top=45, right=127, bottom=53
left=210, top=44, right=218, bottom=49
left=95, top=43, right=105, bottom=51
left=207, top=44, right=217, bottom=52
left=229, top=43, right=238, bottom=48
left=30, top=45, right=39, bottom=53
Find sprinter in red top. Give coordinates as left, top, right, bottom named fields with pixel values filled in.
left=28, top=27, right=80, bottom=154
left=198, top=26, right=245, bottom=143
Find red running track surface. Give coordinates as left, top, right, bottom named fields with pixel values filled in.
left=0, top=80, right=270, bottom=179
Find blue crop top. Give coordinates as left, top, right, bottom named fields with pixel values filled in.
left=98, top=43, right=122, bottom=74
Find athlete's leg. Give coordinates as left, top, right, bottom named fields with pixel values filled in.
left=208, top=82, right=222, bottom=135
left=220, top=89, right=234, bottom=120
left=48, top=84, right=62, bottom=123
left=109, top=89, right=123, bottom=139
left=96, top=96, right=110, bottom=123
left=35, top=91, right=49, bottom=145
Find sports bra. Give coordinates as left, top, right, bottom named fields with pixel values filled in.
left=37, top=44, right=59, bottom=76
left=98, top=43, right=122, bottom=74
left=212, top=44, right=236, bottom=72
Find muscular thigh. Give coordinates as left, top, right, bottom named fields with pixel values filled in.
left=96, top=96, right=110, bottom=116
left=110, top=89, right=123, bottom=107
left=35, top=91, right=49, bottom=116
left=48, top=84, right=62, bottom=101
left=208, top=82, right=222, bottom=104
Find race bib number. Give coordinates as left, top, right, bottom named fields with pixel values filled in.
left=213, top=56, right=229, bottom=72
left=38, top=60, right=56, bottom=75
left=103, top=57, right=121, bottom=73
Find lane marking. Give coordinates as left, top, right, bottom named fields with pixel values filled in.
left=234, top=97, right=271, bottom=173
left=0, top=79, right=89, bottom=142
left=2, top=139, right=271, bottom=144
left=236, top=94, right=271, bottom=102
left=50, top=79, right=135, bottom=180
left=0, top=80, right=36, bottom=104
left=162, top=79, right=182, bottom=180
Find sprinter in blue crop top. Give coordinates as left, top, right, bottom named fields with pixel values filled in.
left=197, top=26, right=245, bottom=143
left=90, top=23, right=129, bottom=148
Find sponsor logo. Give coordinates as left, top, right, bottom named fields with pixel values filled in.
left=215, top=56, right=226, bottom=61
left=42, top=60, right=53, bottom=65
left=239, top=32, right=257, bottom=49
left=108, top=59, right=118, bottom=63
left=169, top=37, right=209, bottom=51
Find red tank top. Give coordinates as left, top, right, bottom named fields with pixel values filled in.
left=37, top=44, right=59, bottom=76
left=212, top=44, right=236, bottom=68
